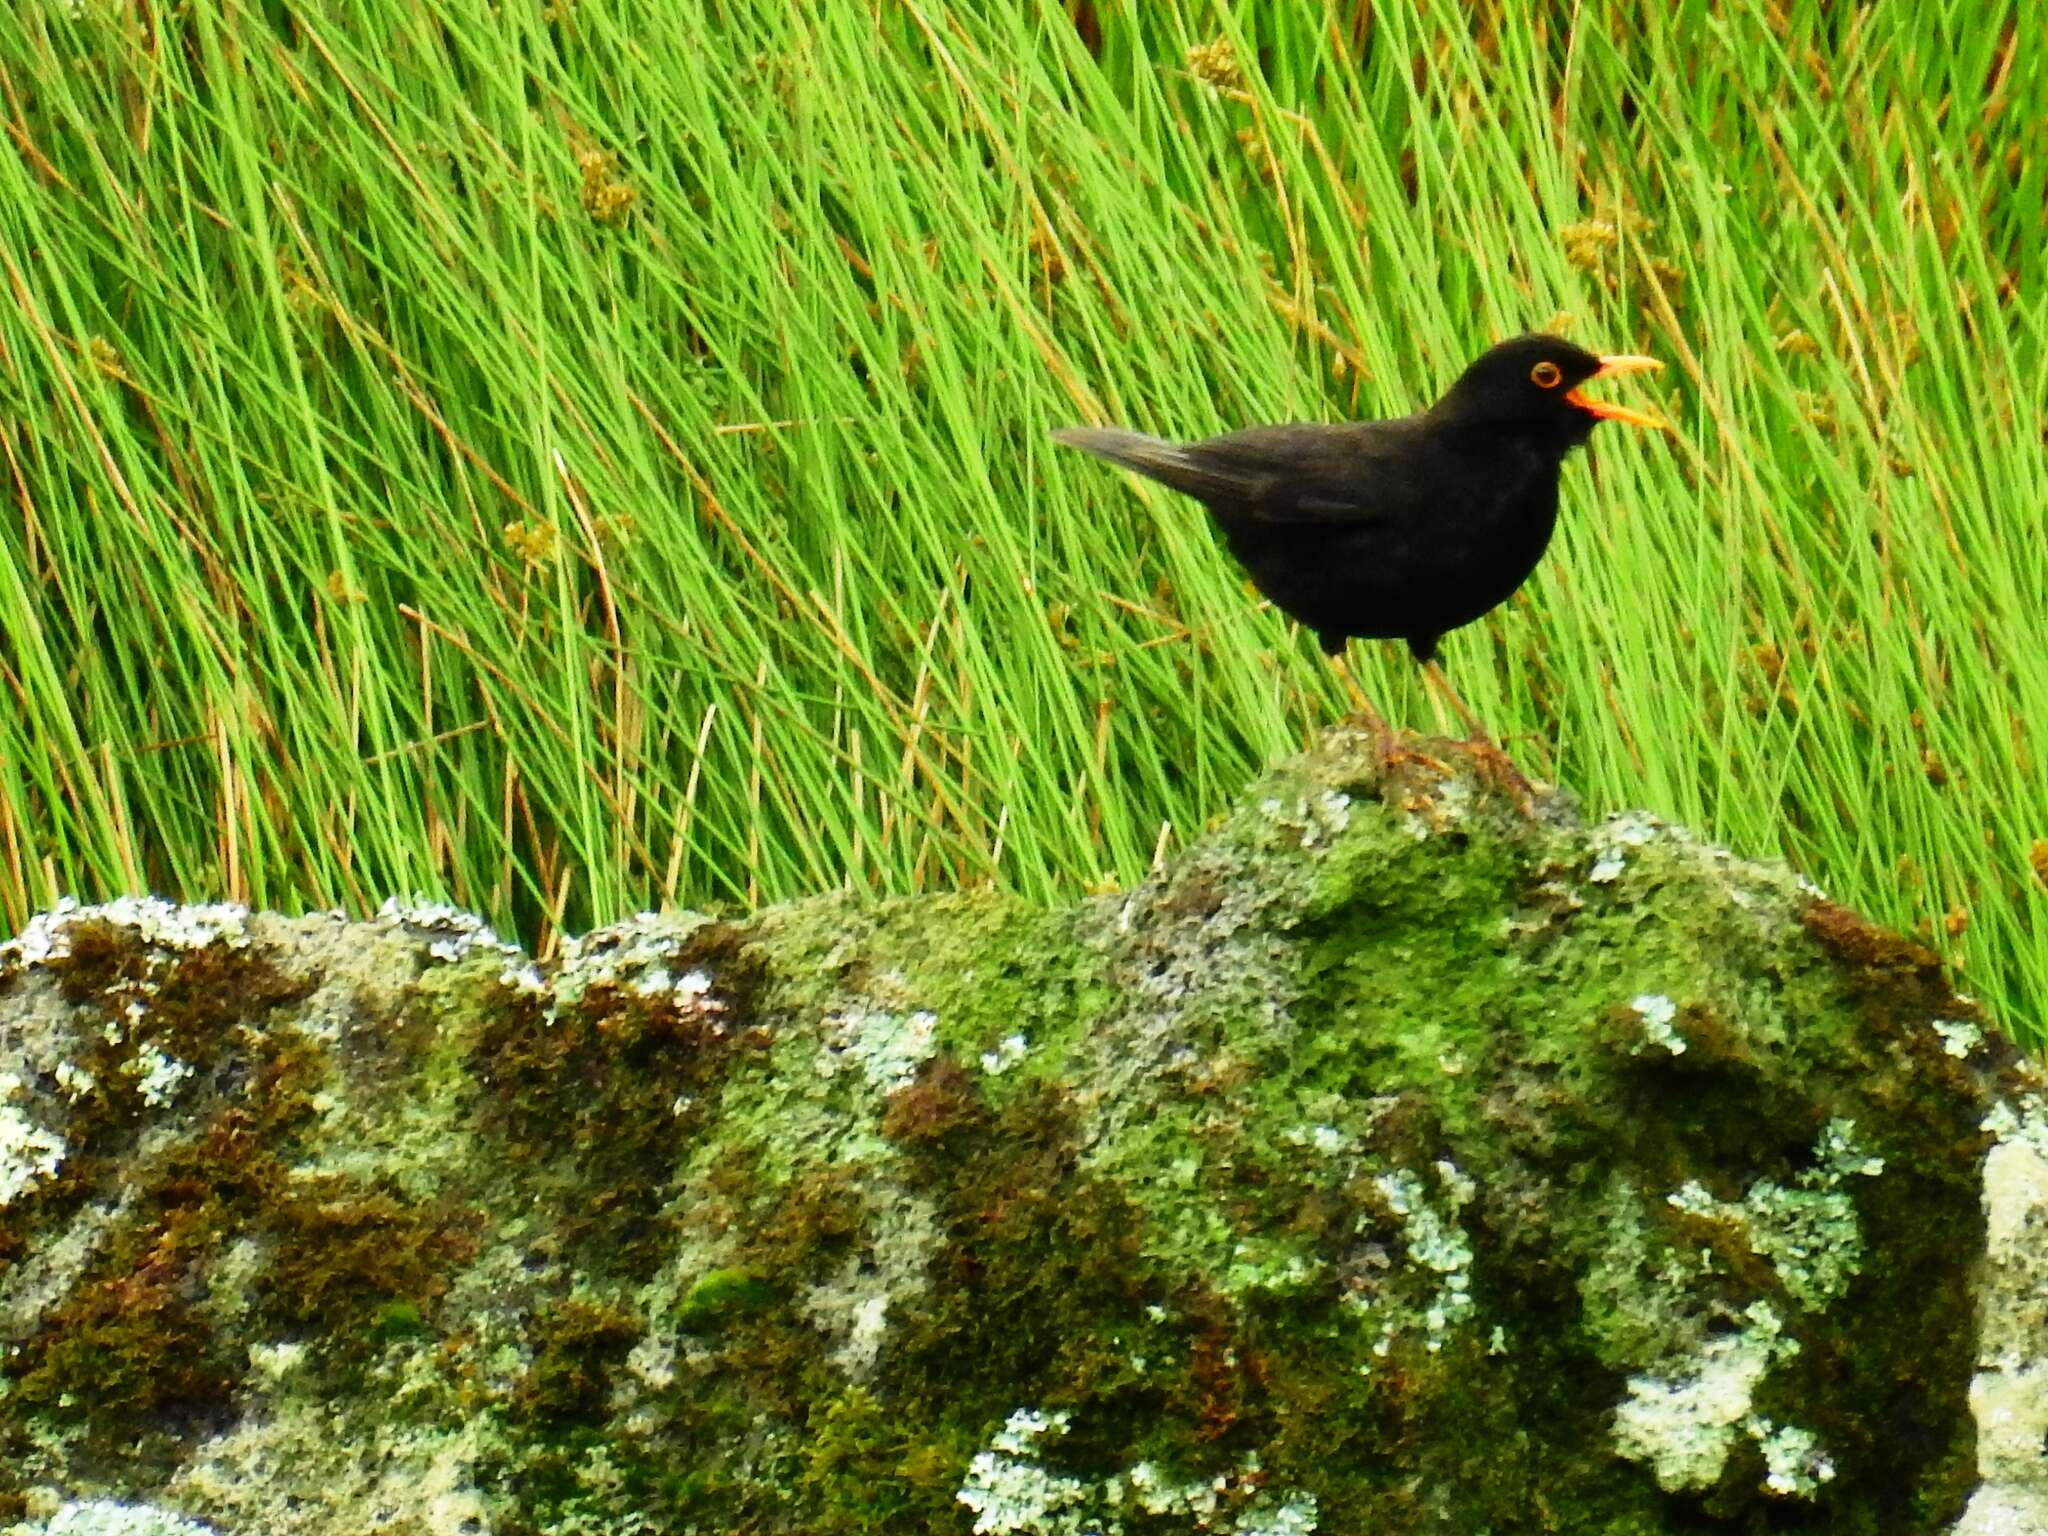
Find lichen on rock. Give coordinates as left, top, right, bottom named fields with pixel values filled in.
left=0, top=730, right=2031, bottom=1534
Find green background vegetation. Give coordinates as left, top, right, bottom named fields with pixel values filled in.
left=1, top=0, right=2042, bottom=1040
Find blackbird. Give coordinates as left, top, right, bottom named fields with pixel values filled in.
left=1052, top=334, right=1665, bottom=740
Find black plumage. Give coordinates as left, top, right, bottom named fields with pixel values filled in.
left=1053, top=334, right=1664, bottom=670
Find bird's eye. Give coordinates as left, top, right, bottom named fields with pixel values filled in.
left=1531, top=360, right=1564, bottom=389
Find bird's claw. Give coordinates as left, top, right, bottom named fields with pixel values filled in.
left=1458, top=734, right=1539, bottom=815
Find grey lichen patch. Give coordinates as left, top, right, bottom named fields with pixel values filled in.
left=0, top=897, right=252, bottom=968
left=956, top=1409, right=1095, bottom=1534
left=800, top=1181, right=940, bottom=1378
left=1349, top=1161, right=1477, bottom=1356
left=3, top=1499, right=220, bottom=1536
left=168, top=1402, right=493, bottom=1536
left=1596, top=1118, right=1892, bottom=1500
left=1587, top=809, right=1661, bottom=883
left=818, top=1005, right=939, bottom=1096
left=371, top=897, right=521, bottom=970
left=955, top=1408, right=1320, bottom=1536
left=1630, top=993, right=1686, bottom=1055
left=0, top=1075, right=66, bottom=1208
left=980, top=1032, right=1030, bottom=1075
left=1934, top=1017, right=1985, bottom=1059
left=1125, top=1462, right=1318, bottom=1534
left=1748, top=1415, right=1835, bottom=1496
left=122, top=1048, right=192, bottom=1109
left=1612, top=1299, right=1806, bottom=1493
left=546, top=910, right=721, bottom=1007
left=1953, top=1101, right=2048, bottom=1535
left=1286, top=787, right=1354, bottom=850
left=1666, top=1118, right=1884, bottom=1311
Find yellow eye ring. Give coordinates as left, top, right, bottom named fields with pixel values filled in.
left=1531, top=360, right=1564, bottom=389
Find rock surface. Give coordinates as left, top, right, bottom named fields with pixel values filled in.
left=0, top=730, right=2035, bottom=1536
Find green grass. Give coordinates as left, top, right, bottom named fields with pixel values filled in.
left=1, top=0, right=2042, bottom=1036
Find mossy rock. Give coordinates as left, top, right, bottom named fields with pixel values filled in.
left=0, top=730, right=2038, bottom=1536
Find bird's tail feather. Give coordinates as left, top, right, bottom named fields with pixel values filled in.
left=1051, top=426, right=1220, bottom=501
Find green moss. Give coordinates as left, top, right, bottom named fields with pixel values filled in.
left=51, top=917, right=313, bottom=1074
left=468, top=921, right=773, bottom=1280
left=8, top=1261, right=239, bottom=1436
left=518, top=1296, right=644, bottom=1425
left=675, top=1268, right=778, bottom=1332
left=0, top=927, right=319, bottom=1266
left=799, top=1387, right=958, bottom=1533
left=368, top=1299, right=429, bottom=1341
left=874, top=1074, right=1238, bottom=1494
left=7, top=1111, right=273, bottom=1455
left=0, top=919, right=492, bottom=1467
left=256, top=1177, right=482, bottom=1341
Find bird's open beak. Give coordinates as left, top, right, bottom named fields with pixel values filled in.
left=1567, top=354, right=1667, bottom=431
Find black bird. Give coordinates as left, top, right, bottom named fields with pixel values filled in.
left=1052, top=334, right=1665, bottom=743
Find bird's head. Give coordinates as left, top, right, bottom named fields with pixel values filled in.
left=1430, top=334, right=1666, bottom=449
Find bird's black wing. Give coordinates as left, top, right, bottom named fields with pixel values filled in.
left=1052, top=421, right=1415, bottom=525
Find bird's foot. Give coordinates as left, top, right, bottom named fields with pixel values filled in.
left=1413, top=663, right=1541, bottom=813
left=1458, top=733, right=1539, bottom=815
left=1337, top=714, right=1455, bottom=782
left=1380, top=737, right=1455, bottom=780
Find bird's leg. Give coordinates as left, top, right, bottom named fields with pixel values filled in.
left=1331, top=648, right=1397, bottom=763
left=1328, top=646, right=1454, bottom=779
left=1421, top=661, right=1535, bottom=809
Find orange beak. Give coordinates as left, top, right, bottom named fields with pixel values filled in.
left=1566, top=354, right=1667, bottom=431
